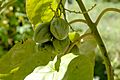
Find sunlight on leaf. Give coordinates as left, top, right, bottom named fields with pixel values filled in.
left=26, top=0, right=58, bottom=26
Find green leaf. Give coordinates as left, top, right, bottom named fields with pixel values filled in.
left=26, top=0, right=58, bottom=25
left=25, top=53, right=95, bottom=80
left=0, top=39, right=56, bottom=80
left=24, top=53, right=77, bottom=80
left=62, top=54, right=94, bottom=80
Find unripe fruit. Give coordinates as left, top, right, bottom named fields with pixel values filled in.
left=33, top=22, right=52, bottom=44
left=50, top=18, right=69, bottom=40
left=53, top=37, right=70, bottom=53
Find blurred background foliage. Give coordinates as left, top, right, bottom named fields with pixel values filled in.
left=0, top=0, right=120, bottom=80
left=0, top=0, right=33, bottom=56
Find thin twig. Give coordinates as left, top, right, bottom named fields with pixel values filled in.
left=88, top=4, right=97, bottom=12
left=64, top=4, right=96, bottom=14
left=49, top=3, right=56, bottom=14
left=64, top=8, right=83, bottom=14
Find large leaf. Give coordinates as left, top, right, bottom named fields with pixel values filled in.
left=24, top=53, right=77, bottom=80
left=26, top=0, right=58, bottom=26
left=24, top=52, right=95, bottom=80
left=0, top=39, right=56, bottom=80
left=62, top=54, right=94, bottom=80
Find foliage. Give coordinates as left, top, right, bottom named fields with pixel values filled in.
left=0, top=0, right=120, bottom=80
left=0, top=0, right=33, bottom=57
left=0, top=39, right=56, bottom=80
left=26, top=0, right=57, bottom=26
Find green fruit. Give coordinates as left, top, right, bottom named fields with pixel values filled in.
left=50, top=18, right=69, bottom=40
left=33, top=22, right=52, bottom=44
left=53, top=37, right=70, bottom=53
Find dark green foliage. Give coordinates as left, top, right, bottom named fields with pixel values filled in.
left=0, top=0, right=120, bottom=80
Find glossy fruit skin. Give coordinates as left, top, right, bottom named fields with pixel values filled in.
left=53, top=37, right=70, bottom=53
left=50, top=18, right=69, bottom=40
left=33, top=22, right=52, bottom=44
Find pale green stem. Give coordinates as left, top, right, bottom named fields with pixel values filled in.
left=76, top=0, right=114, bottom=80
left=95, top=8, right=120, bottom=26
left=69, top=19, right=87, bottom=24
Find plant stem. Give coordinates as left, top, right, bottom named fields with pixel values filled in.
left=76, top=0, right=114, bottom=80
left=69, top=19, right=87, bottom=24
left=95, top=8, right=120, bottom=26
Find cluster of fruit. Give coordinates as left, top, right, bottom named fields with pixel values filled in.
left=33, top=17, right=71, bottom=53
